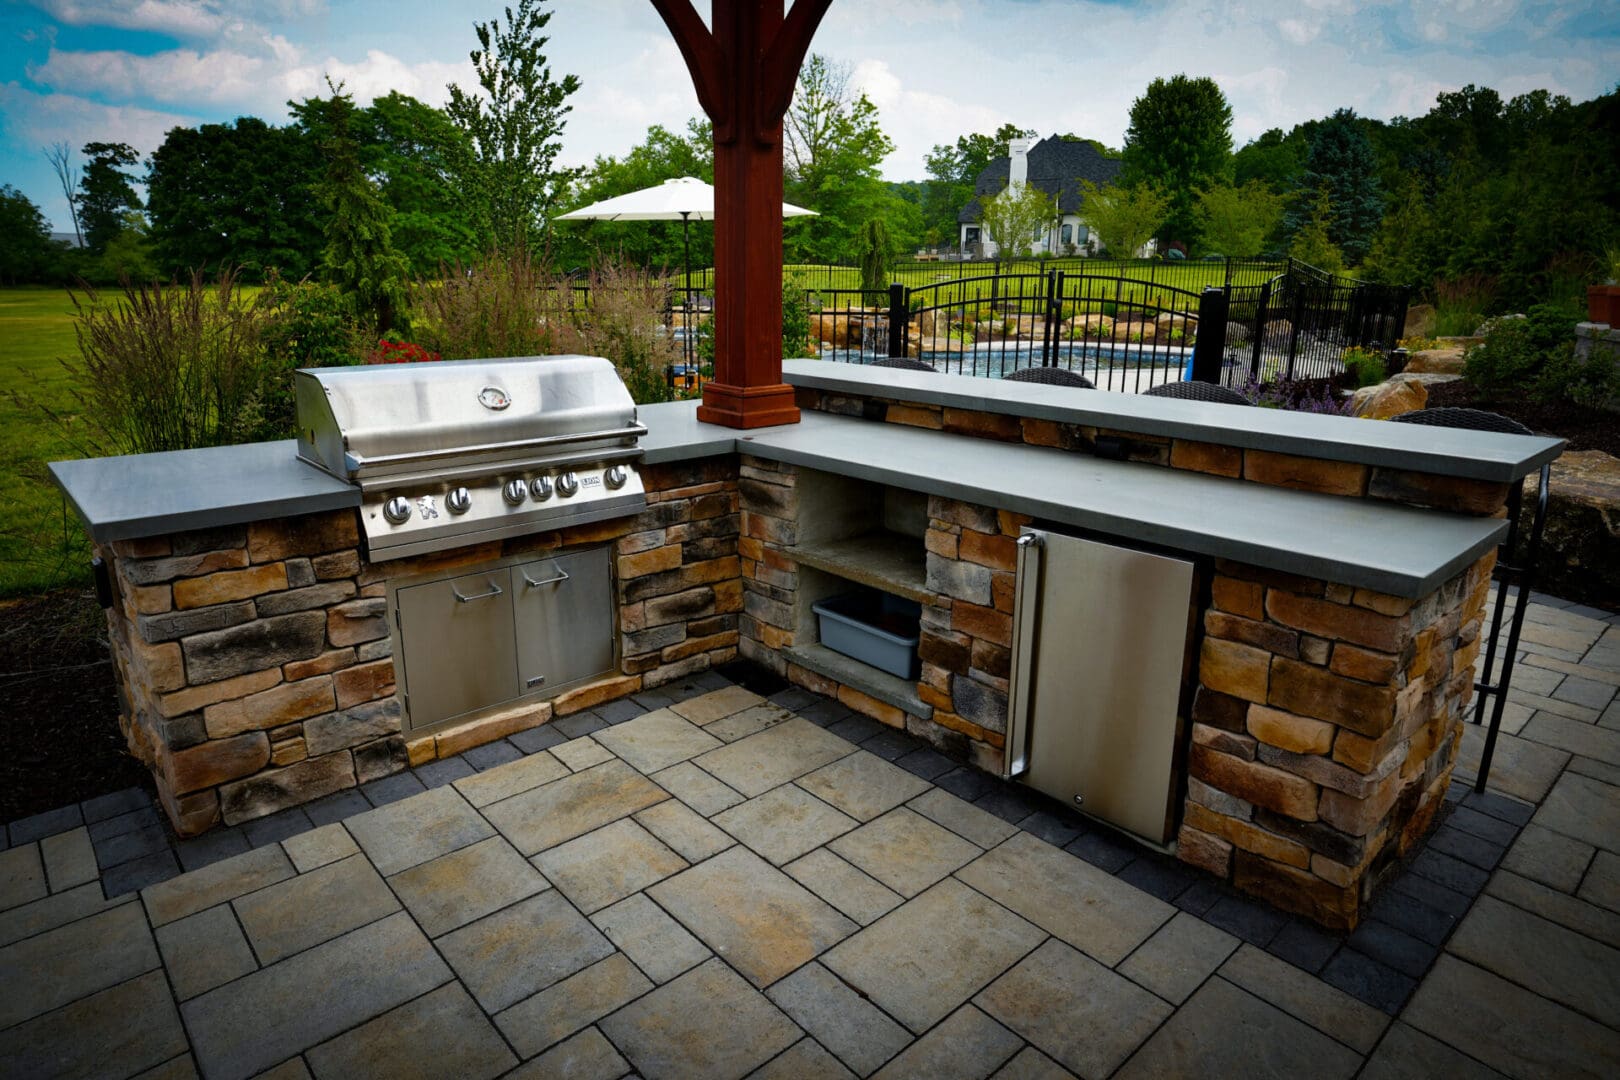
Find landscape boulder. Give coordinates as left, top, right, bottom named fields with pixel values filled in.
left=1352, top=375, right=1429, bottom=420
left=1524, top=450, right=1620, bottom=610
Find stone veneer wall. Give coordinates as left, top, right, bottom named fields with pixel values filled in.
left=103, top=457, right=739, bottom=836
left=1179, top=551, right=1493, bottom=929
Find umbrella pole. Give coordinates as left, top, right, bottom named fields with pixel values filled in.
left=682, top=212, right=691, bottom=295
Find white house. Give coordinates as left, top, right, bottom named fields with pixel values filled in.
left=958, top=135, right=1145, bottom=258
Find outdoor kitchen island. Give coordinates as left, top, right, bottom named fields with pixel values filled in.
left=51, top=358, right=1562, bottom=929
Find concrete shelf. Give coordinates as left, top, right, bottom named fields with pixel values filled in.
left=782, top=643, right=933, bottom=720
left=785, top=531, right=930, bottom=605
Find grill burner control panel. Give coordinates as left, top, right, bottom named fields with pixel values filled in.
left=361, top=459, right=645, bottom=560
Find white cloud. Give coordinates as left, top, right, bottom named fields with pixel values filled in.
left=1277, top=19, right=1319, bottom=45
left=32, top=0, right=327, bottom=38
left=0, top=80, right=197, bottom=154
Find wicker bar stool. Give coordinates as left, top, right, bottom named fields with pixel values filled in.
left=1142, top=380, right=1251, bottom=405
left=1003, top=367, right=1094, bottom=388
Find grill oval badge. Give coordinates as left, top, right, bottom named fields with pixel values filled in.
left=478, top=385, right=511, bottom=411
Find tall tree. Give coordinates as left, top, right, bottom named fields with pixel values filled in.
left=1288, top=190, right=1345, bottom=274
left=0, top=185, right=57, bottom=283
left=1288, top=108, right=1382, bottom=266
left=145, top=117, right=324, bottom=278
left=445, top=0, right=581, bottom=252
left=77, top=141, right=143, bottom=254
left=44, top=141, right=82, bottom=247
left=978, top=183, right=1054, bottom=258
left=1078, top=180, right=1168, bottom=258
left=781, top=54, right=908, bottom=262
left=1120, top=74, right=1233, bottom=249
left=1194, top=181, right=1284, bottom=257
left=306, top=81, right=411, bottom=334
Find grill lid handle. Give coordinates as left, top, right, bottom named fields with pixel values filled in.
left=343, top=422, right=649, bottom=473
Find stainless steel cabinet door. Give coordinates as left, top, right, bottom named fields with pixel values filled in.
left=512, top=549, right=614, bottom=695
left=396, top=569, right=520, bottom=729
left=1005, top=529, right=1195, bottom=845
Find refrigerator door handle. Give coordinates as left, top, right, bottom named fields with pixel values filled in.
left=1003, top=529, right=1044, bottom=780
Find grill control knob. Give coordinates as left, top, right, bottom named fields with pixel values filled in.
left=529, top=476, right=553, bottom=501
left=556, top=471, right=579, bottom=498
left=383, top=497, right=412, bottom=525
left=604, top=464, right=628, bottom=490
left=502, top=479, right=528, bottom=506
left=446, top=486, right=473, bottom=514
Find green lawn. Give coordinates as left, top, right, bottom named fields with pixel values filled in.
left=0, top=287, right=98, bottom=596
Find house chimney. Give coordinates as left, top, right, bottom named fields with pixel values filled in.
left=1007, top=137, right=1034, bottom=191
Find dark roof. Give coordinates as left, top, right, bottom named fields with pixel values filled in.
left=958, top=136, right=1123, bottom=223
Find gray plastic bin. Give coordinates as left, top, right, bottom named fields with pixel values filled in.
left=812, top=591, right=921, bottom=680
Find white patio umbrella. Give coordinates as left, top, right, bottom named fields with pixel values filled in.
left=556, top=176, right=817, bottom=287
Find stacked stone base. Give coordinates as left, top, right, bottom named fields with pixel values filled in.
left=104, top=458, right=739, bottom=837
left=1177, top=553, right=1492, bottom=929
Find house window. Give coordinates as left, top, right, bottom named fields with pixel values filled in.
left=1076, top=225, right=1090, bottom=244
left=965, top=227, right=980, bottom=244
left=1061, top=224, right=1073, bottom=245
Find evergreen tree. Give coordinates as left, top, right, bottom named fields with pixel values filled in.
left=1121, top=75, right=1233, bottom=249
left=445, top=0, right=581, bottom=252
left=310, top=82, right=411, bottom=334
left=1288, top=109, right=1382, bottom=266
left=77, top=142, right=143, bottom=254
left=1288, top=190, right=1345, bottom=274
left=0, top=185, right=56, bottom=283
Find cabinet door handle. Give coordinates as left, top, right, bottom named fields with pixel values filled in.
left=451, top=581, right=504, bottom=603
left=521, top=565, right=571, bottom=588
left=526, top=674, right=547, bottom=688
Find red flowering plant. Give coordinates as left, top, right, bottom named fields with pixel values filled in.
left=363, top=338, right=442, bottom=365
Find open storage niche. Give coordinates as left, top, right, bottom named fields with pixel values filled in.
left=781, top=468, right=933, bottom=715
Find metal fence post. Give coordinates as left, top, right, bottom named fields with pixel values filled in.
left=1251, top=280, right=1271, bottom=380
left=1286, top=279, right=1306, bottom=381
left=888, top=282, right=908, bottom=359
left=1189, top=287, right=1228, bottom=383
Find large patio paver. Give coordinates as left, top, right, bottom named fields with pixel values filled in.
left=1402, top=954, right=1620, bottom=1080
left=1359, top=1022, right=1511, bottom=1080
left=436, top=890, right=613, bottom=1012
left=532, top=818, right=688, bottom=914
left=232, top=854, right=399, bottom=964
left=481, top=758, right=668, bottom=855
left=181, top=911, right=450, bottom=1080
left=343, top=785, right=494, bottom=877
left=977, top=937, right=1171, bottom=1078
left=1446, top=893, right=1620, bottom=1026
left=828, top=806, right=981, bottom=897
left=765, top=960, right=912, bottom=1077
left=869, top=1004, right=1022, bottom=1080
left=956, top=830, right=1174, bottom=966
left=386, top=834, right=548, bottom=938
left=302, top=981, right=516, bottom=1080
left=0, top=970, right=187, bottom=1080
left=155, top=904, right=258, bottom=1000
left=649, top=760, right=745, bottom=816
left=598, top=958, right=801, bottom=1080
left=590, top=893, right=710, bottom=984
left=649, top=845, right=855, bottom=987
left=0, top=901, right=158, bottom=1029
left=1116, top=909, right=1239, bottom=1006
left=821, top=877, right=1045, bottom=1034
left=751, top=1037, right=856, bottom=1079
left=783, top=847, right=904, bottom=925
left=632, top=797, right=735, bottom=862
left=795, top=750, right=930, bottom=821
left=509, top=1026, right=629, bottom=1080
left=694, top=717, right=856, bottom=797
left=714, top=784, right=859, bottom=865
left=495, top=953, right=652, bottom=1060
left=1218, top=943, right=1390, bottom=1054
left=1114, top=977, right=1362, bottom=1079
left=142, top=843, right=294, bottom=926
left=593, top=708, right=724, bottom=774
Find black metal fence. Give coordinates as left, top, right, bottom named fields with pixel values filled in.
left=805, top=259, right=1410, bottom=393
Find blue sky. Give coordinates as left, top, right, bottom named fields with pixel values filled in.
left=3, top=0, right=1617, bottom=233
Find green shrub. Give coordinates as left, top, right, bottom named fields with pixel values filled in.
left=782, top=273, right=814, bottom=359
left=413, top=245, right=570, bottom=361
left=1341, top=346, right=1387, bottom=388
left=1463, top=304, right=1579, bottom=402
left=259, top=279, right=364, bottom=436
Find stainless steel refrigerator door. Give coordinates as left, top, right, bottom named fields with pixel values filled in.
left=396, top=568, right=520, bottom=730
left=1005, top=528, right=1196, bottom=844
left=511, top=548, right=615, bottom=697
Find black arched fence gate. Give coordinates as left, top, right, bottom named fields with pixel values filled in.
left=806, top=263, right=1409, bottom=391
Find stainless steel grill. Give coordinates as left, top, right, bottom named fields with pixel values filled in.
left=294, top=355, right=647, bottom=561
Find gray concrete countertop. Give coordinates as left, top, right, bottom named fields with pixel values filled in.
left=737, top=410, right=1506, bottom=598
left=51, top=399, right=1506, bottom=594
left=49, top=441, right=360, bottom=544
left=782, top=360, right=1565, bottom=483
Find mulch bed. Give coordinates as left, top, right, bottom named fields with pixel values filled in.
left=0, top=588, right=146, bottom=824
left=1425, top=380, right=1620, bottom=458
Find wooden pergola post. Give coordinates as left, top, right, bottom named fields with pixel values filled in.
left=651, top=0, right=832, bottom=428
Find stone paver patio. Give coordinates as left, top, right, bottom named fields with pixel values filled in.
left=3, top=594, right=1619, bottom=1079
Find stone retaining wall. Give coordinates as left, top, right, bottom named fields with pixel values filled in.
left=104, top=458, right=739, bottom=836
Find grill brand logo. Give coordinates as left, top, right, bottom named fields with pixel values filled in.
left=478, top=385, right=512, bottom=411
left=582, top=475, right=602, bottom=489
left=416, top=495, right=440, bottom=519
